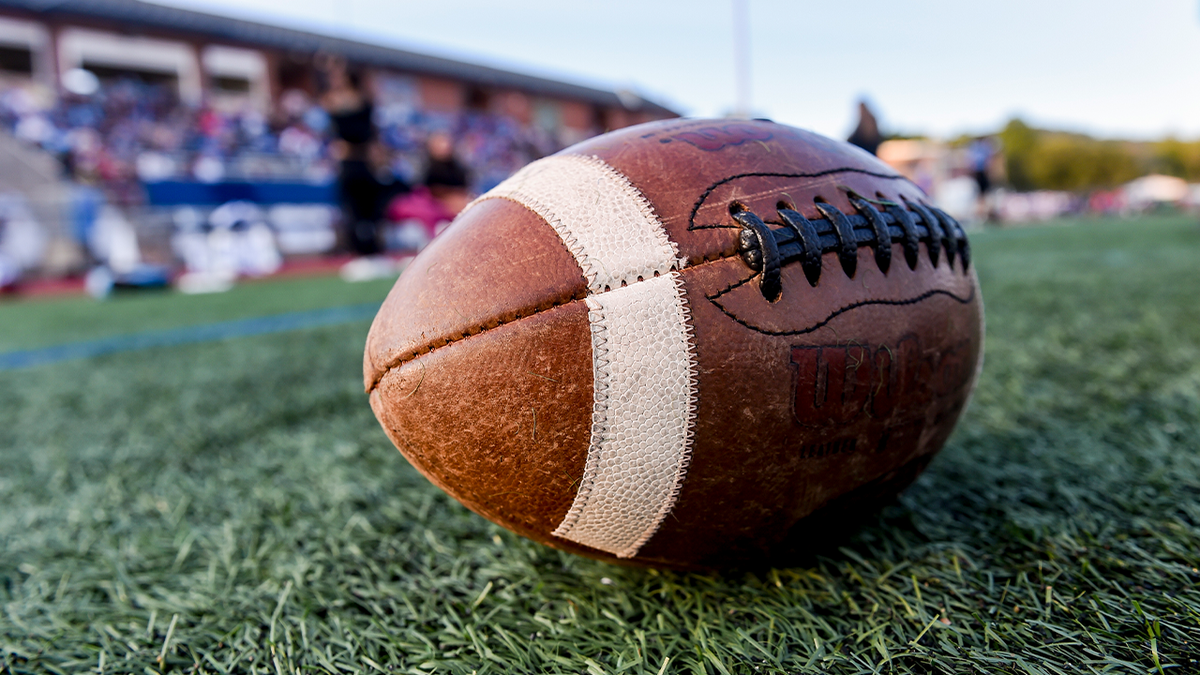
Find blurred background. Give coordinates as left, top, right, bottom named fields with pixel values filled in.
left=5, top=5, right=1200, bottom=671
left=0, top=0, right=1196, bottom=297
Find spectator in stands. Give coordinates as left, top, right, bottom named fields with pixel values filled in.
left=423, top=131, right=470, bottom=217
left=847, top=100, right=882, bottom=156
left=382, top=131, right=468, bottom=249
left=278, top=122, right=322, bottom=160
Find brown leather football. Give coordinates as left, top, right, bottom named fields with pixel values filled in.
left=364, top=119, right=983, bottom=569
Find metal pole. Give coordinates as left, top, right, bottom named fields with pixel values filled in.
left=732, top=0, right=751, bottom=118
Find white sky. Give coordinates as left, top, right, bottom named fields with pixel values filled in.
left=162, top=0, right=1200, bottom=141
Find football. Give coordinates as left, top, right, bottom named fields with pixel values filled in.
left=364, top=119, right=984, bottom=569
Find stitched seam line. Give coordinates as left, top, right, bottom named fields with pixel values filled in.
left=366, top=252, right=742, bottom=393
left=551, top=296, right=610, bottom=538
left=620, top=271, right=698, bottom=557
left=366, top=287, right=587, bottom=393
left=494, top=191, right=596, bottom=290
left=707, top=283, right=977, bottom=337
left=687, top=167, right=915, bottom=231
left=472, top=155, right=683, bottom=292
left=576, top=154, right=684, bottom=285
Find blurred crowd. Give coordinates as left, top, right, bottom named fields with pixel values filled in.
left=0, top=64, right=576, bottom=293
left=0, top=80, right=318, bottom=204
left=0, top=75, right=558, bottom=200
left=4, top=90, right=1196, bottom=295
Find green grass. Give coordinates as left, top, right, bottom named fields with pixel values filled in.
left=0, top=275, right=398, bottom=353
left=2, top=215, right=1199, bottom=674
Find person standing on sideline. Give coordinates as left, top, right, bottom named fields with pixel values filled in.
left=967, top=136, right=996, bottom=222
left=321, top=58, right=397, bottom=257
left=847, top=100, right=883, bottom=156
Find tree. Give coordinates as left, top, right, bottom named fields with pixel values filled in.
left=999, top=118, right=1142, bottom=191
left=1152, top=138, right=1200, bottom=181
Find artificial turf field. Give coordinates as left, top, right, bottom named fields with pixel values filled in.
left=2, top=215, right=1198, bottom=674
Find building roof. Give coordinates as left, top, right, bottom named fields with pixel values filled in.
left=0, top=0, right=677, bottom=115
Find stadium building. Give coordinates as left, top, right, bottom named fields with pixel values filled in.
left=0, top=0, right=678, bottom=283
left=0, top=0, right=674, bottom=139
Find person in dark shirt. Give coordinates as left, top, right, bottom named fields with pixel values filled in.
left=847, top=100, right=883, bottom=156
left=422, top=132, right=470, bottom=217
left=321, top=60, right=405, bottom=256
left=967, top=136, right=997, bottom=222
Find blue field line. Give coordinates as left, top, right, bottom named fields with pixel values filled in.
left=0, top=302, right=380, bottom=372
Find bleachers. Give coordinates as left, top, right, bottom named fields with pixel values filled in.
left=0, top=77, right=582, bottom=285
